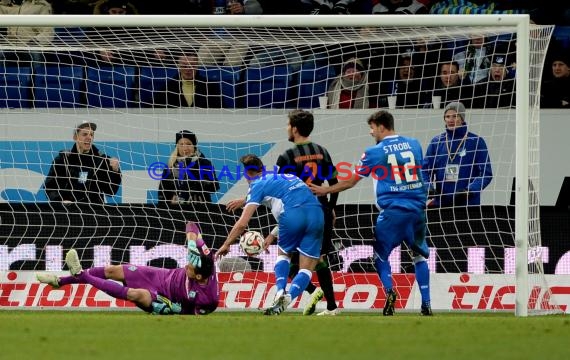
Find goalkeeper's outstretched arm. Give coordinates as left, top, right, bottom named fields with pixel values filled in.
left=186, top=221, right=213, bottom=268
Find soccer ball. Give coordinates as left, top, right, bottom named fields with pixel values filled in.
left=239, top=231, right=265, bottom=256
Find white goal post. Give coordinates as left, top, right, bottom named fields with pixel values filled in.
left=0, top=14, right=562, bottom=316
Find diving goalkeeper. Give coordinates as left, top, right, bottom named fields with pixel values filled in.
left=36, top=221, right=219, bottom=315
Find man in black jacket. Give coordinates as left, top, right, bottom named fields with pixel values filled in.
left=473, top=55, right=515, bottom=109
left=44, top=122, right=122, bottom=203
left=541, top=52, right=570, bottom=109
left=154, top=51, right=222, bottom=109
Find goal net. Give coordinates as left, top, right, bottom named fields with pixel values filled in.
left=0, top=15, right=564, bottom=316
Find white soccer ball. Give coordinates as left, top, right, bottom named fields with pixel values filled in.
left=239, top=231, right=265, bottom=256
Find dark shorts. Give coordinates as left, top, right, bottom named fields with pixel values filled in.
left=320, top=206, right=335, bottom=255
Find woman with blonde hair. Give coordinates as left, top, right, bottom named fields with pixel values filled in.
left=158, top=130, right=219, bottom=204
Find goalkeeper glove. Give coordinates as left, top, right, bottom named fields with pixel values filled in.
left=151, top=295, right=182, bottom=315
left=187, top=240, right=202, bottom=268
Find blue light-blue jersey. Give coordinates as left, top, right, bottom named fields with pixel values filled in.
left=357, top=134, right=427, bottom=211
left=245, top=174, right=321, bottom=213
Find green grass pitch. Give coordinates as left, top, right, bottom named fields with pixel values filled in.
left=1, top=311, right=567, bottom=360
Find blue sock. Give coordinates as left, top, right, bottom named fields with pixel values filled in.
left=375, top=256, right=393, bottom=293
left=274, top=257, right=290, bottom=293
left=415, top=260, right=431, bottom=306
left=289, top=269, right=312, bottom=300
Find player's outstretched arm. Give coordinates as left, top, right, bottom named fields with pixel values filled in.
left=226, top=197, right=246, bottom=212
left=186, top=221, right=211, bottom=267
left=216, top=204, right=258, bottom=258
left=187, top=241, right=202, bottom=268
left=309, top=173, right=361, bottom=196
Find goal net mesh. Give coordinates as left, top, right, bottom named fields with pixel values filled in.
left=0, top=19, right=561, bottom=314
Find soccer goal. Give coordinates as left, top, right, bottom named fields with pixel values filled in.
left=0, top=14, right=564, bottom=316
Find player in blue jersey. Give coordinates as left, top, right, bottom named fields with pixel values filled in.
left=310, top=110, right=432, bottom=316
left=216, top=154, right=324, bottom=315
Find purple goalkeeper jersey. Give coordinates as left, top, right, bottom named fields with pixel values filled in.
left=123, top=263, right=219, bottom=315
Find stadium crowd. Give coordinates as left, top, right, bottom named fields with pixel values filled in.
left=0, top=0, right=569, bottom=109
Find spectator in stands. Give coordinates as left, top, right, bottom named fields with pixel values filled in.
left=422, top=102, right=493, bottom=207
left=51, top=0, right=94, bottom=14
left=540, top=52, right=570, bottom=109
left=0, top=0, right=54, bottom=65
left=88, top=0, right=139, bottom=65
left=473, top=54, right=515, bottom=108
left=326, top=57, right=370, bottom=109
left=431, top=60, right=474, bottom=108
left=138, top=0, right=210, bottom=14
left=201, top=1, right=326, bottom=66
left=158, top=130, right=219, bottom=204
left=409, top=38, right=450, bottom=94
left=248, top=45, right=303, bottom=73
left=453, top=35, right=491, bottom=85
left=388, top=54, right=424, bottom=108
left=302, top=0, right=360, bottom=14
left=196, top=0, right=250, bottom=66
left=44, top=122, right=122, bottom=204
left=430, top=0, right=525, bottom=15
left=371, top=0, right=429, bottom=14
left=353, top=39, right=385, bottom=108
left=92, top=0, right=138, bottom=14
left=369, top=37, right=444, bottom=108
left=152, top=51, right=222, bottom=108
left=244, top=0, right=306, bottom=14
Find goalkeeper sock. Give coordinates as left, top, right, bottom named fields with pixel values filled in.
left=289, top=269, right=312, bottom=300
left=375, top=256, right=393, bottom=293
left=59, top=267, right=108, bottom=286
left=88, top=267, right=106, bottom=279
left=274, top=256, right=291, bottom=293
left=315, top=261, right=337, bottom=310
left=79, top=271, right=129, bottom=300
left=414, top=259, right=431, bottom=305
left=58, top=275, right=81, bottom=287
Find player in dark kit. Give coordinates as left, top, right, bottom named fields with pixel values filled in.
left=275, top=109, right=340, bottom=316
